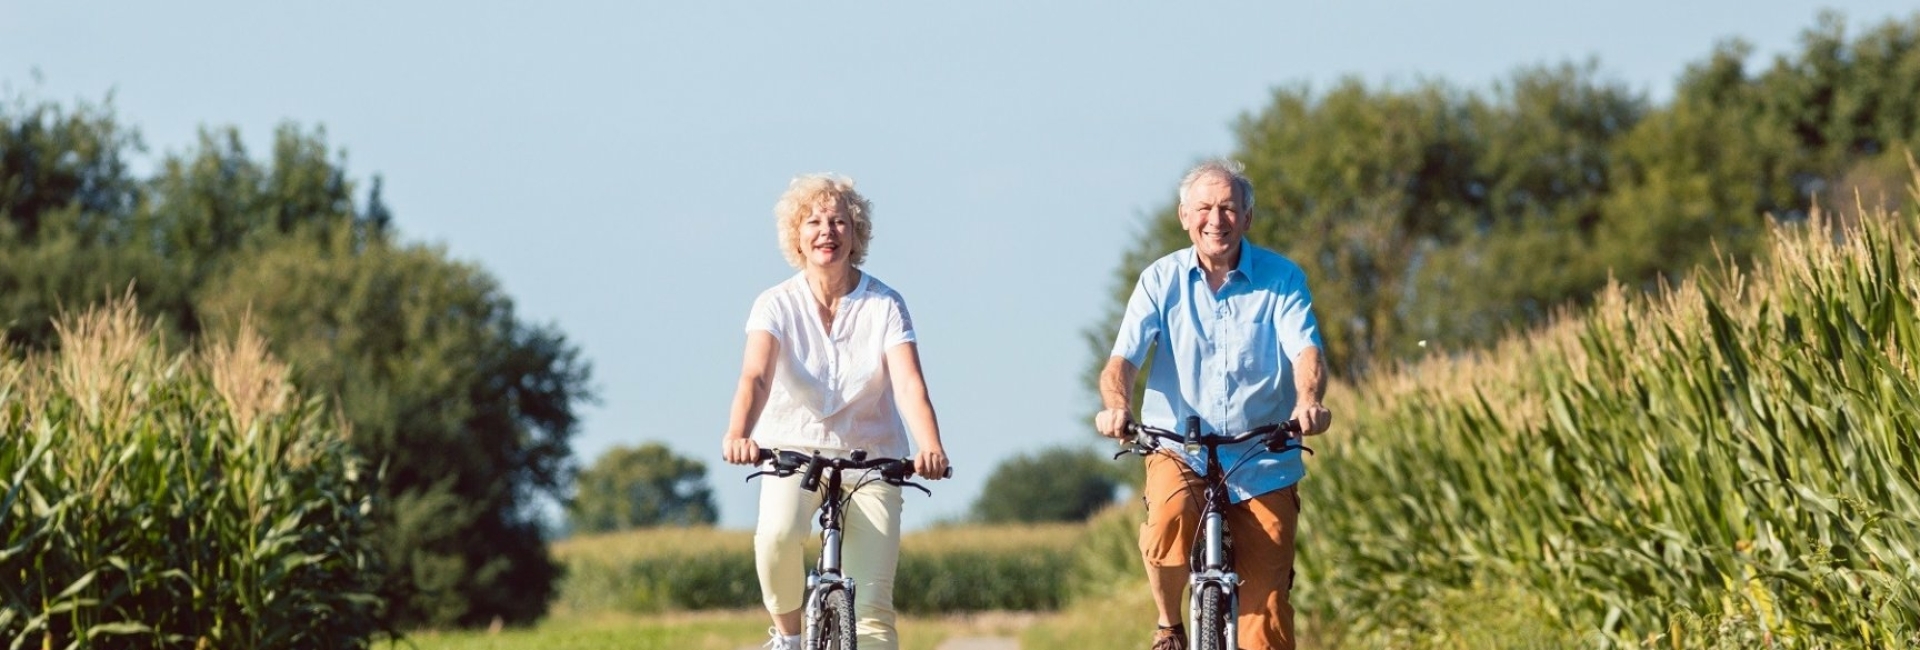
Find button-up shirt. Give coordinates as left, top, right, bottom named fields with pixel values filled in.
left=1110, top=243, right=1322, bottom=502
left=746, top=271, right=915, bottom=459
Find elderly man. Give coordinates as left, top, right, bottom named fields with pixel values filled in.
left=1094, top=159, right=1333, bottom=650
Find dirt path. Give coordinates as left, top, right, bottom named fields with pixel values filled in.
left=934, top=636, right=1020, bottom=650
left=735, top=636, right=1017, bottom=650
left=733, top=611, right=1034, bottom=650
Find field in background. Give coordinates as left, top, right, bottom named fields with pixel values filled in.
left=553, top=523, right=1081, bottom=615
left=389, top=609, right=1037, bottom=650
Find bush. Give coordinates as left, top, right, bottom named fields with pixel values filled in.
left=0, top=299, right=382, bottom=648
left=970, top=446, right=1125, bottom=523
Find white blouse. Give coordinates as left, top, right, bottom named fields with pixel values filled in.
left=745, top=272, right=916, bottom=459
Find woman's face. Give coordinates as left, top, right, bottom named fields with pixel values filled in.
left=799, top=199, right=853, bottom=270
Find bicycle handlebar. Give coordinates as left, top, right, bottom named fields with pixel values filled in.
left=747, top=448, right=951, bottom=495
left=1119, top=415, right=1310, bottom=457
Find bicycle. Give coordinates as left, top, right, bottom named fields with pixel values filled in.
left=1116, top=415, right=1310, bottom=650
left=746, top=448, right=948, bottom=650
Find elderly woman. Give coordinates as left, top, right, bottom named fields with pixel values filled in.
left=721, top=173, right=950, bottom=650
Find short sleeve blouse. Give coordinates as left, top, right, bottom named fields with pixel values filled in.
left=745, top=271, right=916, bottom=458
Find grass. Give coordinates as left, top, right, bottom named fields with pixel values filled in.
left=388, top=610, right=1038, bottom=650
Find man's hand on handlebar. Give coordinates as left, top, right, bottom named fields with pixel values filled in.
left=1093, top=408, right=1131, bottom=440
left=1292, top=401, right=1333, bottom=436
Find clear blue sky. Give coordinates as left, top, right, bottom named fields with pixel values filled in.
left=4, top=1, right=1911, bottom=530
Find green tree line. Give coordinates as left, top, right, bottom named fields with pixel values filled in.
left=0, top=95, right=593, bottom=629
left=1089, top=10, right=1920, bottom=383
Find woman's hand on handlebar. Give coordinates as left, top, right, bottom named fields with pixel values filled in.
left=914, top=448, right=950, bottom=480
left=721, top=437, right=760, bottom=465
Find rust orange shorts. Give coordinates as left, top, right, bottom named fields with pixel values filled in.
left=1138, top=452, right=1301, bottom=650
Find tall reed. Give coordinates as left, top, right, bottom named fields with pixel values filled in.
left=1, top=299, right=383, bottom=649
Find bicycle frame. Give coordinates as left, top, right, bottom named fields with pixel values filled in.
left=804, top=462, right=855, bottom=644
left=1189, top=433, right=1240, bottom=650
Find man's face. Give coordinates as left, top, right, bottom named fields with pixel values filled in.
left=1179, top=174, right=1249, bottom=261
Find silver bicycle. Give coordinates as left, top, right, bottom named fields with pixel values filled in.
left=747, top=449, right=946, bottom=650
left=1118, top=415, right=1308, bottom=650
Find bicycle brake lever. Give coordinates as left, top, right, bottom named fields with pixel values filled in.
left=1261, top=440, right=1316, bottom=456
left=894, top=480, right=931, bottom=496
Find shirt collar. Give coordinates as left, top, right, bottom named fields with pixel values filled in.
left=1182, top=241, right=1254, bottom=282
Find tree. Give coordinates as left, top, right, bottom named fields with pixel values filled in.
left=1, top=94, right=593, bottom=629
left=569, top=443, right=718, bottom=533
left=199, top=227, right=591, bottom=628
left=0, top=95, right=168, bottom=348
left=1089, top=11, right=1920, bottom=405
left=972, top=446, right=1124, bottom=524
left=0, top=94, right=141, bottom=242
left=1089, top=65, right=1645, bottom=385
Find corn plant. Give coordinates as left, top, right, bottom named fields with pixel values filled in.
left=1293, top=169, right=1920, bottom=649
left=1, top=299, right=383, bottom=649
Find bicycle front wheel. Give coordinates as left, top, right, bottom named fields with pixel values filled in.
left=810, top=586, right=857, bottom=650
left=1193, top=582, right=1228, bottom=650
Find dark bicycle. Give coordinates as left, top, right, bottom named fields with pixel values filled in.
left=1117, top=415, right=1310, bottom=650
left=747, top=449, right=948, bottom=650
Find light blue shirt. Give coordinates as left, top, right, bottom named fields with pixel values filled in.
left=1110, top=243, right=1323, bottom=503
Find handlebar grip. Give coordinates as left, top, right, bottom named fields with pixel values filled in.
left=880, top=460, right=953, bottom=481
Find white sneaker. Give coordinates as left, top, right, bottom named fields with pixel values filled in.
left=763, top=627, right=802, bottom=650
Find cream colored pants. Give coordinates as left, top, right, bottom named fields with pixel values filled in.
left=755, top=471, right=904, bottom=650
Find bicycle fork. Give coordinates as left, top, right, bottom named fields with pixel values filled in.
left=1190, top=508, right=1241, bottom=649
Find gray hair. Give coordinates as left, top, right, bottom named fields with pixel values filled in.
left=1177, top=159, right=1255, bottom=215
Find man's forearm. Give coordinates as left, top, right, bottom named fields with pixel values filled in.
left=1295, top=346, right=1326, bottom=404
left=1100, top=357, right=1136, bottom=411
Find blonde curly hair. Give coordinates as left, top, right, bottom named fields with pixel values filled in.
left=773, top=173, right=873, bottom=269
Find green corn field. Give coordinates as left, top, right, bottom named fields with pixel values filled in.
left=1, top=298, right=382, bottom=649
left=551, top=522, right=1082, bottom=616
left=1293, top=171, right=1920, bottom=648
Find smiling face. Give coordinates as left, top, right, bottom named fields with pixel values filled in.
left=774, top=174, right=873, bottom=270
left=1179, top=172, right=1250, bottom=265
left=799, top=199, right=854, bottom=270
